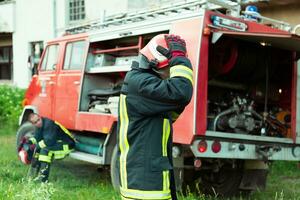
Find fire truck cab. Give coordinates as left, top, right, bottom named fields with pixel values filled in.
left=17, top=0, right=300, bottom=196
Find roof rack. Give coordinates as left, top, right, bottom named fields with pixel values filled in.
left=65, top=0, right=290, bottom=35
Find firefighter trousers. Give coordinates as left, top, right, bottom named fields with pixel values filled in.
left=38, top=140, right=73, bottom=163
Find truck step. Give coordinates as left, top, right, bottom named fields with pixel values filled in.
left=69, top=151, right=104, bottom=165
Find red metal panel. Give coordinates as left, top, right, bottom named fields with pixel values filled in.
left=54, top=71, right=82, bottom=129
left=195, top=11, right=211, bottom=137
left=170, top=17, right=204, bottom=145
left=75, top=113, right=117, bottom=134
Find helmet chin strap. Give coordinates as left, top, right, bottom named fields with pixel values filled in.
left=149, top=59, right=159, bottom=69
left=136, top=54, right=167, bottom=79
left=151, top=67, right=163, bottom=76
left=137, top=54, right=158, bottom=70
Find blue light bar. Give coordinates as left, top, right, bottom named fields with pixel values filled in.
left=211, top=15, right=248, bottom=31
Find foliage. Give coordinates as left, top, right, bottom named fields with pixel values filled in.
left=0, top=85, right=25, bottom=127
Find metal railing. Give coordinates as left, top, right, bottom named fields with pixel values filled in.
left=65, top=0, right=293, bottom=35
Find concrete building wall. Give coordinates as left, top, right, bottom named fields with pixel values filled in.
left=85, top=0, right=127, bottom=19
left=0, top=1, right=14, bottom=33
left=13, top=0, right=55, bottom=87
left=55, top=0, right=68, bottom=36
left=261, top=4, right=300, bottom=26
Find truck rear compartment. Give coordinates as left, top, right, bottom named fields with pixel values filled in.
left=207, top=35, right=293, bottom=140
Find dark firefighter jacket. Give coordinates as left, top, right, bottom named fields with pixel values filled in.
left=117, top=56, right=193, bottom=200
left=32, top=118, right=75, bottom=150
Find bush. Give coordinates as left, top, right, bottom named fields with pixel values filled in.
left=0, top=85, right=25, bottom=126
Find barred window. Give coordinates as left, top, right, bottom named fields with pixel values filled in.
left=69, top=0, right=85, bottom=21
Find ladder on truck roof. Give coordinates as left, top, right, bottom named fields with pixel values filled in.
left=65, top=0, right=277, bottom=35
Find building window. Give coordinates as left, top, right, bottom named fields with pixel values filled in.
left=0, top=46, right=12, bottom=80
left=69, top=0, right=85, bottom=21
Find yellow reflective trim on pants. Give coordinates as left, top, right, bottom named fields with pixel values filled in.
left=170, top=65, right=193, bottom=85
left=63, top=144, right=69, bottom=151
left=53, top=145, right=72, bottom=159
left=29, top=137, right=37, bottom=144
left=55, top=121, right=75, bottom=141
left=163, top=171, right=170, bottom=192
left=38, top=155, right=52, bottom=163
left=119, top=94, right=130, bottom=189
left=120, top=187, right=171, bottom=200
left=39, top=145, right=71, bottom=162
left=162, top=119, right=171, bottom=191
left=38, top=140, right=46, bottom=148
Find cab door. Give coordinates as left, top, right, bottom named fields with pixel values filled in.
left=54, top=40, right=87, bottom=129
left=36, top=44, right=60, bottom=119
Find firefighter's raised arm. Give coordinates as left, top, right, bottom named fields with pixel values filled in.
left=122, top=34, right=193, bottom=116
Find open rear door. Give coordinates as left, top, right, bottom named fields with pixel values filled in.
left=210, top=30, right=300, bottom=142
left=212, top=31, right=300, bottom=52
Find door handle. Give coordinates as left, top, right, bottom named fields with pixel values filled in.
left=73, top=81, right=80, bottom=85
left=49, top=81, right=55, bottom=85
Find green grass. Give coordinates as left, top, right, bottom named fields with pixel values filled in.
left=1, top=125, right=300, bottom=200
left=0, top=127, right=120, bottom=200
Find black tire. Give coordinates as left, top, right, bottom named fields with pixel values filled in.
left=181, top=168, right=201, bottom=195
left=110, top=145, right=120, bottom=192
left=16, top=122, right=36, bottom=152
left=200, top=162, right=243, bottom=197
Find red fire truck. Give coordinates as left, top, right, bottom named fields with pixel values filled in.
left=16, top=0, right=300, bottom=196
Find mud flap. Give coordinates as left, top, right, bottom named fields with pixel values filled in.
left=239, top=169, right=268, bottom=190
left=239, top=160, right=269, bottom=191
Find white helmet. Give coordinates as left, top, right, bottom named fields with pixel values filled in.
left=140, top=34, right=169, bottom=69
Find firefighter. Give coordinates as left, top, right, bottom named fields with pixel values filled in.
left=25, top=113, right=75, bottom=182
left=117, top=34, right=193, bottom=200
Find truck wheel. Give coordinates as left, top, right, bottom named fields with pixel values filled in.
left=16, top=122, right=36, bottom=152
left=181, top=168, right=201, bottom=194
left=110, top=145, right=120, bottom=192
left=201, top=163, right=243, bottom=197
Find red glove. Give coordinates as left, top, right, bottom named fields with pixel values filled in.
left=165, top=34, right=187, bottom=58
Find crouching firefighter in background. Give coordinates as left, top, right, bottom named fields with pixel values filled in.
left=117, top=34, right=193, bottom=200
left=18, top=113, right=75, bottom=182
